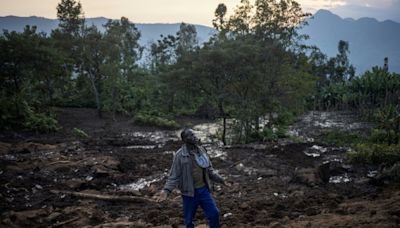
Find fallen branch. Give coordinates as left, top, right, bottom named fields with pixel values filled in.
left=48, top=160, right=72, bottom=166
left=52, top=216, right=80, bottom=227
left=50, top=190, right=156, bottom=203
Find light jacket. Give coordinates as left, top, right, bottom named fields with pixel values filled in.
left=163, top=144, right=224, bottom=197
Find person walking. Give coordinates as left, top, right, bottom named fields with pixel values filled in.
left=155, top=128, right=230, bottom=228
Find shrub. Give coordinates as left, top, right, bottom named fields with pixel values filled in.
left=275, top=111, right=296, bottom=126
left=24, top=112, right=60, bottom=133
left=133, top=113, right=180, bottom=129
left=72, top=127, right=89, bottom=138
left=319, top=130, right=366, bottom=146
left=262, top=127, right=277, bottom=141
left=346, top=143, right=400, bottom=165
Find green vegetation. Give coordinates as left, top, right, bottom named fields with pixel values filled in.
left=1, top=0, right=399, bottom=169
left=133, top=113, right=180, bottom=129
left=72, top=127, right=89, bottom=138
left=346, top=144, right=400, bottom=165
left=319, top=130, right=367, bottom=147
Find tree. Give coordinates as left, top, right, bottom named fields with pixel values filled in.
left=0, top=26, right=63, bottom=130
left=80, top=25, right=106, bottom=117
left=56, top=0, right=84, bottom=37
left=102, top=17, right=142, bottom=119
left=327, top=40, right=355, bottom=82
left=176, top=23, right=198, bottom=57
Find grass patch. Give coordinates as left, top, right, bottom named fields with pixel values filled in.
left=346, top=143, right=400, bottom=165
left=72, top=127, right=89, bottom=139
left=133, top=113, right=180, bottom=129
left=24, top=112, right=60, bottom=133
left=318, top=129, right=367, bottom=147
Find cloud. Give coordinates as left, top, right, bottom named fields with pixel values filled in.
left=330, top=0, right=400, bottom=22
left=298, top=0, right=400, bottom=22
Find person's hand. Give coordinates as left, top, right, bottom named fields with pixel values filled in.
left=154, top=190, right=168, bottom=202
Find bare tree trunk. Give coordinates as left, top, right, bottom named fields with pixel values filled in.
left=218, top=102, right=227, bottom=145
left=88, top=71, right=102, bottom=118
left=12, top=70, right=20, bottom=117
left=111, top=85, right=118, bottom=121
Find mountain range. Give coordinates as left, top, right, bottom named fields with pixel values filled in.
left=1, top=10, right=399, bottom=74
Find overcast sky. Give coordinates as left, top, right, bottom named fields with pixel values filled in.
left=0, top=0, right=399, bottom=25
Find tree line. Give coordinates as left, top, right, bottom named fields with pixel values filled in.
left=1, top=0, right=399, bottom=147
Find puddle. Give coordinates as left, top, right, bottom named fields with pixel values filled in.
left=329, top=173, right=352, bottom=183
left=288, top=111, right=373, bottom=142
left=304, top=145, right=329, bottom=157
left=125, top=145, right=157, bottom=149
left=122, top=131, right=179, bottom=147
left=163, top=150, right=174, bottom=155
left=120, top=173, right=166, bottom=191
left=323, top=158, right=343, bottom=164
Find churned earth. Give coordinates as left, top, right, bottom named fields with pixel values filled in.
left=0, top=108, right=399, bottom=227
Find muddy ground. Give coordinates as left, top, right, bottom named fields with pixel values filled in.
left=0, top=108, right=399, bottom=227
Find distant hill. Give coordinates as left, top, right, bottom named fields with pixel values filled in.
left=1, top=11, right=399, bottom=74
left=300, top=9, right=400, bottom=74
left=0, top=16, right=216, bottom=47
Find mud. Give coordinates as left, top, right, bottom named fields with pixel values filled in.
left=0, top=108, right=399, bottom=227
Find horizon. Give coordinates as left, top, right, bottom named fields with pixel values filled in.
left=1, top=9, right=399, bottom=27
left=0, top=0, right=399, bottom=26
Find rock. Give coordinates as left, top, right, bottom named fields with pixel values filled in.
left=305, top=207, right=321, bottom=216
left=289, top=190, right=304, bottom=197
left=269, top=221, right=282, bottom=228
left=240, top=202, right=249, bottom=209
left=92, top=165, right=111, bottom=177
left=65, top=179, right=85, bottom=189
left=0, top=142, right=11, bottom=154
left=317, top=162, right=331, bottom=183
left=317, top=161, right=348, bottom=183
left=294, top=168, right=318, bottom=185
left=258, top=169, right=277, bottom=177
left=223, top=212, right=233, bottom=218
left=9, top=208, right=49, bottom=223
left=235, top=163, right=245, bottom=172
left=47, top=212, right=62, bottom=222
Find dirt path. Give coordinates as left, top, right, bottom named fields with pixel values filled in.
left=0, top=108, right=399, bottom=227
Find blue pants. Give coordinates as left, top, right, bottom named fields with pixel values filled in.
left=182, top=186, right=220, bottom=228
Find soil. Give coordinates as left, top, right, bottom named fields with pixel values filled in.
left=0, top=108, right=399, bottom=227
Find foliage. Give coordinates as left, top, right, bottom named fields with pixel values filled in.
left=262, top=126, right=288, bottom=142
left=319, top=130, right=367, bottom=146
left=346, top=144, right=400, bottom=165
left=370, top=105, right=400, bottom=145
left=133, top=113, right=180, bottom=129
left=313, top=66, right=400, bottom=112
left=72, top=127, right=89, bottom=138
left=24, top=111, right=60, bottom=133
left=6, top=0, right=398, bottom=153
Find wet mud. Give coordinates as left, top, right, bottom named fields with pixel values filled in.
left=0, top=109, right=399, bottom=227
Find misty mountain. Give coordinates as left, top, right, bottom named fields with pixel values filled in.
left=300, top=9, right=400, bottom=74
left=0, top=16, right=215, bottom=47
left=1, top=11, right=399, bottom=74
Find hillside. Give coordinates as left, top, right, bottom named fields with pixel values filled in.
left=1, top=10, right=400, bottom=73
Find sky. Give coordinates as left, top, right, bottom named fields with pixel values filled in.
left=0, top=0, right=399, bottom=26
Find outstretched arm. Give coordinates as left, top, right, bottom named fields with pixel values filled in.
left=207, top=157, right=225, bottom=184
left=156, top=152, right=181, bottom=202
left=163, top=152, right=182, bottom=193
